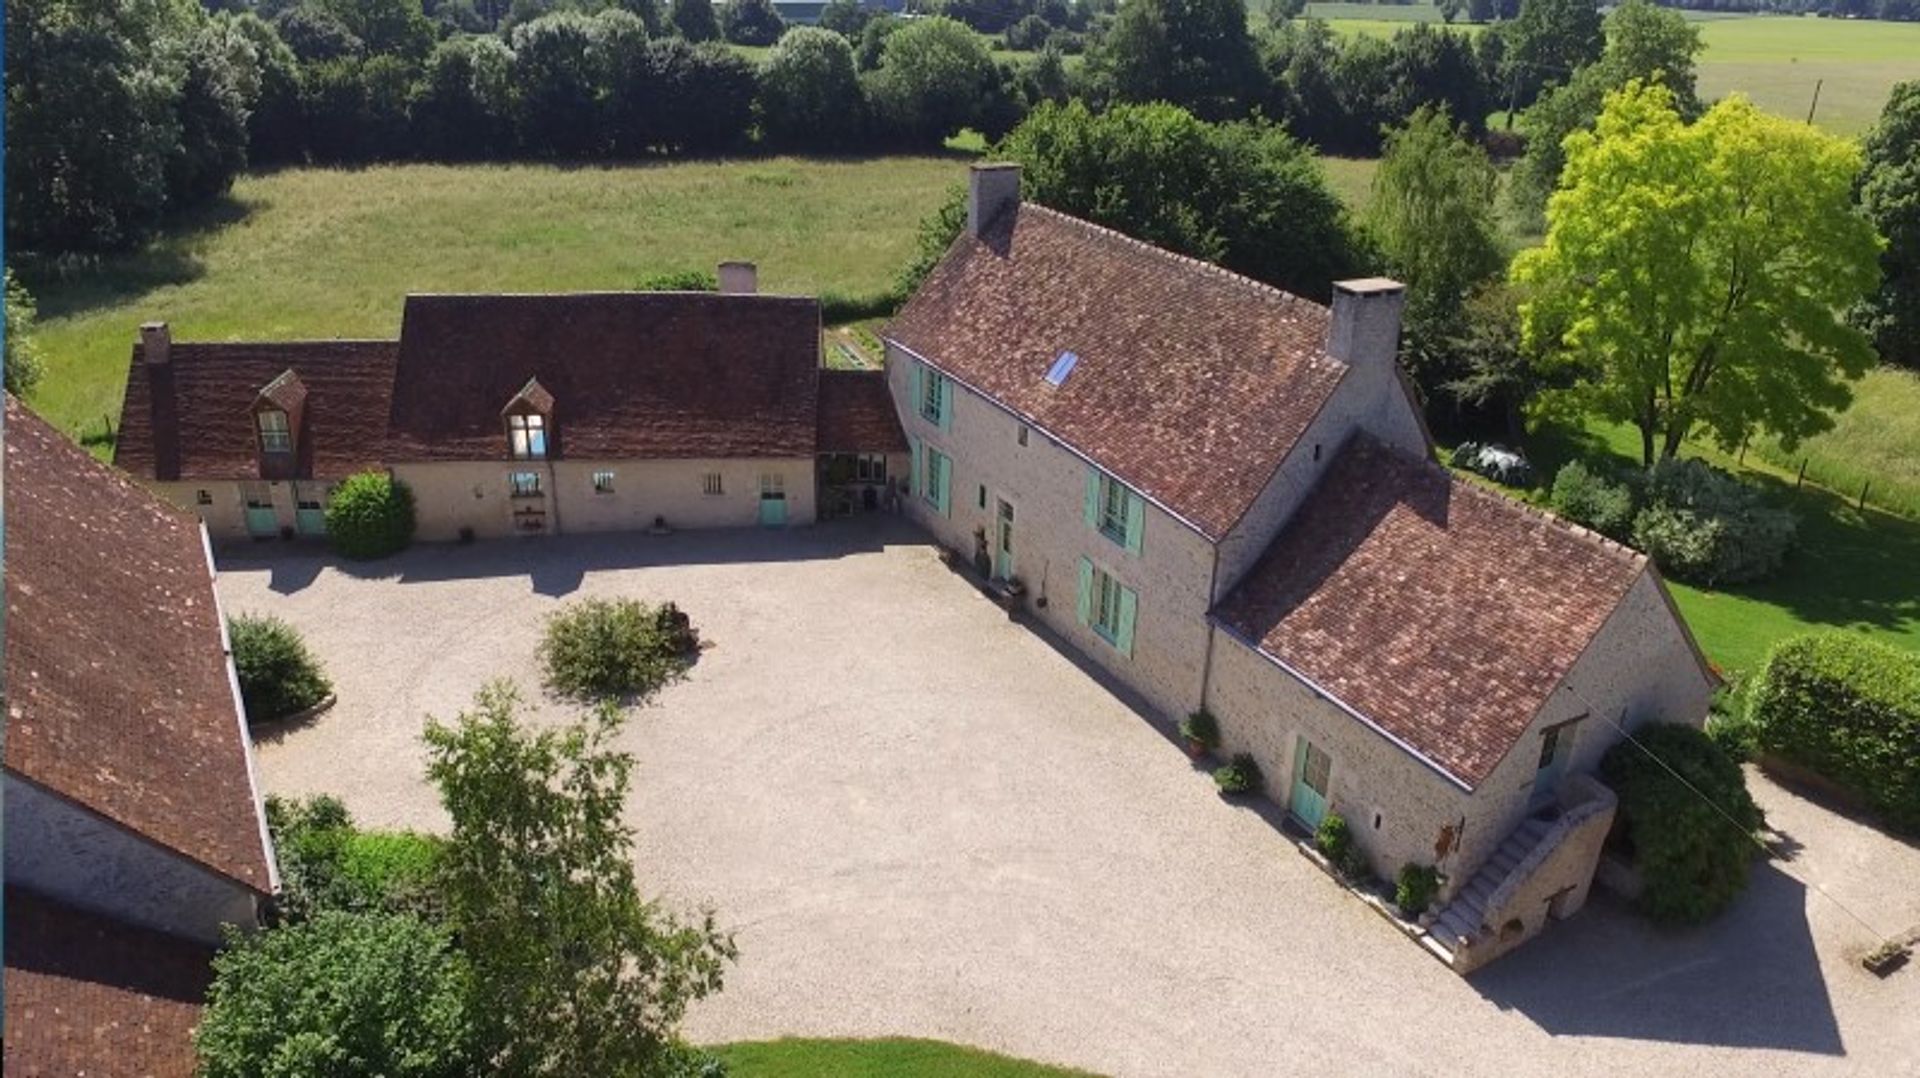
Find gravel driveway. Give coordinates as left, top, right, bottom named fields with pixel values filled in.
left=220, top=517, right=1920, bottom=1078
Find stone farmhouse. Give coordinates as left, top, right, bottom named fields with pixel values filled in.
left=114, top=264, right=909, bottom=543
left=4, top=396, right=278, bottom=1075
left=105, top=165, right=1717, bottom=971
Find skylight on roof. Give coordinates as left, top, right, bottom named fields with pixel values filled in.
left=1045, top=351, right=1079, bottom=387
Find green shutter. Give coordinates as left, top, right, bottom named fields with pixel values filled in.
left=910, top=436, right=923, bottom=498
left=1076, top=557, right=1093, bottom=625
left=1084, top=468, right=1100, bottom=528
left=938, top=374, right=954, bottom=432
left=1124, top=491, right=1145, bottom=556
left=909, top=363, right=924, bottom=422
left=934, top=452, right=952, bottom=517
left=1115, top=585, right=1138, bottom=657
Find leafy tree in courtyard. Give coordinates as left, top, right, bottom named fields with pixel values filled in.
left=1092, top=0, right=1260, bottom=120
left=722, top=0, right=785, bottom=47
left=1366, top=106, right=1505, bottom=414
left=1856, top=81, right=1920, bottom=370
left=863, top=16, right=998, bottom=146
left=423, top=682, right=735, bottom=1076
left=1601, top=723, right=1763, bottom=926
left=669, top=0, right=719, bottom=41
left=758, top=26, right=866, bottom=149
left=5, top=270, right=47, bottom=398
left=1511, top=83, right=1881, bottom=467
left=196, top=911, right=477, bottom=1078
left=229, top=614, right=334, bottom=724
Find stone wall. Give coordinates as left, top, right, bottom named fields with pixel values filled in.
left=1449, top=774, right=1618, bottom=974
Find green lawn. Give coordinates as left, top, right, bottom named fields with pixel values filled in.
left=713, top=1038, right=1099, bottom=1077
left=22, top=157, right=964, bottom=440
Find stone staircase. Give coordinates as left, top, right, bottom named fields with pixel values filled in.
left=1426, top=814, right=1556, bottom=959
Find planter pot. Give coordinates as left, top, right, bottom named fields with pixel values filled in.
left=1183, top=737, right=1209, bottom=759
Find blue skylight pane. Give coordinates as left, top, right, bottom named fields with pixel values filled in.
left=1046, top=351, right=1079, bottom=387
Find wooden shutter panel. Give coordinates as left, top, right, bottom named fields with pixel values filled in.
left=1124, top=491, right=1145, bottom=556
left=910, top=436, right=923, bottom=499
left=1084, top=468, right=1100, bottom=528
left=1076, top=557, right=1093, bottom=625
left=935, top=453, right=952, bottom=517
left=1115, top=585, right=1138, bottom=657
left=938, top=375, right=953, bottom=432
left=909, top=363, right=924, bottom=422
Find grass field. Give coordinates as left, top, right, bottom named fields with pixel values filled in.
left=1748, top=367, right=1920, bottom=521
left=22, top=157, right=965, bottom=439
left=713, top=1038, right=1096, bottom=1077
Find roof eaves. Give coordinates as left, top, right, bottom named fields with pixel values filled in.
left=1208, top=616, right=1479, bottom=793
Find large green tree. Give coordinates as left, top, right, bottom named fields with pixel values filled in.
left=1497, top=0, right=1603, bottom=114
left=4, top=269, right=46, bottom=397
left=1093, top=0, right=1260, bottom=120
left=668, top=0, right=717, bottom=41
left=423, top=682, right=734, bottom=1076
left=1857, top=81, right=1920, bottom=369
left=1513, top=83, right=1882, bottom=466
left=758, top=26, right=865, bottom=149
left=863, top=15, right=998, bottom=146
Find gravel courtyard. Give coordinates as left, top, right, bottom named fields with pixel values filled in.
left=220, top=518, right=1920, bottom=1078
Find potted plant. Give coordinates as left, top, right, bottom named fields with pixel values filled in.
left=1212, top=752, right=1262, bottom=796
left=1178, top=710, right=1221, bottom=759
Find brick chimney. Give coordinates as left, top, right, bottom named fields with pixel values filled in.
left=140, top=321, right=172, bottom=366
left=1326, top=279, right=1405, bottom=371
left=967, top=163, right=1022, bottom=239
left=718, top=261, right=757, bottom=295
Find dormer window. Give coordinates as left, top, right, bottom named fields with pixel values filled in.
left=508, top=412, right=548, bottom=459
left=258, top=409, right=292, bottom=453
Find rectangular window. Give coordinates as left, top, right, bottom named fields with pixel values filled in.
left=920, top=366, right=947, bottom=425
left=242, top=483, right=272, bottom=510
left=257, top=410, right=291, bottom=453
left=1099, top=475, right=1128, bottom=543
left=1090, top=565, right=1125, bottom=642
left=920, top=447, right=951, bottom=516
left=761, top=473, right=785, bottom=498
left=508, top=413, right=548, bottom=460
left=196, top=489, right=213, bottom=506
left=855, top=453, right=887, bottom=483
left=1086, top=470, right=1145, bottom=555
left=1302, top=742, right=1332, bottom=797
left=509, top=471, right=543, bottom=498
left=1017, top=425, right=1030, bottom=447
left=703, top=473, right=724, bottom=496
left=978, top=484, right=987, bottom=510
left=593, top=470, right=615, bottom=494
left=1077, top=558, right=1137, bottom=656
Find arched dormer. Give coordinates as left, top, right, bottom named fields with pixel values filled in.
left=503, top=377, right=554, bottom=460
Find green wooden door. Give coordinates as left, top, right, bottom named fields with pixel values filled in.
left=1291, top=737, right=1331, bottom=831
left=994, top=499, right=1014, bottom=579
left=243, top=487, right=278, bottom=538
left=294, top=484, right=327, bottom=536
left=758, top=494, right=788, bottom=527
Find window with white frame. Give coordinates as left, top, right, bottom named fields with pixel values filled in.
left=760, top=473, right=785, bottom=498
left=1089, top=564, right=1124, bottom=642
left=920, top=367, right=947, bottom=424
left=702, top=473, right=724, bottom=496
left=855, top=453, right=887, bottom=482
left=508, top=412, right=548, bottom=459
left=1098, top=474, right=1129, bottom=543
left=593, top=470, right=615, bottom=494
left=257, top=409, right=291, bottom=453
left=509, top=470, right=543, bottom=498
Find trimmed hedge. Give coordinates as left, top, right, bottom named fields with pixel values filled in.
left=1600, top=723, right=1763, bottom=925
left=229, top=614, right=333, bottom=724
left=326, top=470, right=417, bottom=560
left=1749, top=633, right=1920, bottom=834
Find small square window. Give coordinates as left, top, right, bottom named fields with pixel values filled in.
left=195, top=489, right=213, bottom=506
left=703, top=473, right=724, bottom=496
left=977, top=484, right=987, bottom=510
left=508, top=412, right=548, bottom=460
left=509, top=471, right=543, bottom=498
left=593, top=470, right=615, bottom=494
left=1017, top=425, right=1030, bottom=447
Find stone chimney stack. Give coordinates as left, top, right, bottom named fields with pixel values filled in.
left=718, top=261, right=757, bottom=295
left=140, top=322, right=172, bottom=367
left=1326, top=279, right=1405, bottom=372
left=967, top=163, right=1022, bottom=239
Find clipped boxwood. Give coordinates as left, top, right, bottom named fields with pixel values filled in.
left=1314, top=812, right=1369, bottom=879
left=1749, top=633, right=1920, bottom=834
left=1212, top=752, right=1262, bottom=795
left=1396, top=863, right=1441, bottom=917
left=1600, top=723, right=1764, bottom=925
left=326, top=470, right=416, bottom=560
left=539, top=598, right=696, bottom=703
left=1178, top=709, right=1221, bottom=751
left=229, top=614, right=332, bottom=724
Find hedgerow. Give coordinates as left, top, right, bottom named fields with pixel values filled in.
left=1748, top=633, right=1920, bottom=834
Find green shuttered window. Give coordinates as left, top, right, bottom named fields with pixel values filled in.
left=1084, top=468, right=1145, bottom=555
left=1077, top=557, right=1137, bottom=658
left=916, top=361, right=952, bottom=430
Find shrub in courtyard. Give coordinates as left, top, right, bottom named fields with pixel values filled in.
left=229, top=614, right=333, bottom=724
left=1630, top=458, right=1795, bottom=586
left=1600, top=722, right=1764, bottom=925
left=196, top=910, right=477, bottom=1078
left=1315, top=812, right=1369, bottom=880
left=1396, top=863, right=1442, bottom=917
left=539, top=597, right=696, bottom=702
left=1748, top=634, right=1920, bottom=834
left=1212, top=752, right=1262, bottom=794
left=325, top=470, right=416, bottom=560
left=1549, top=460, right=1637, bottom=541
left=1179, top=710, right=1221, bottom=753
left=266, top=795, right=446, bottom=923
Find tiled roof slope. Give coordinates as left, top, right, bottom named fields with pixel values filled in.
left=1215, top=436, right=1648, bottom=789
left=6, top=398, right=274, bottom=892
left=885, top=204, right=1349, bottom=540
left=3, top=888, right=214, bottom=1078
left=387, top=292, right=822, bottom=461
left=115, top=341, right=398, bottom=481
left=817, top=369, right=909, bottom=453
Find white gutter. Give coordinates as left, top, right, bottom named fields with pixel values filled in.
left=202, top=522, right=282, bottom=895
left=1209, top=617, right=1477, bottom=793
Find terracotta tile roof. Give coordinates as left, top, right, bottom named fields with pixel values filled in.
left=816, top=369, right=909, bottom=453
left=6, top=398, right=275, bottom=893
left=387, top=292, right=822, bottom=461
left=884, top=204, right=1350, bottom=540
left=3, top=888, right=213, bottom=1078
left=1214, top=436, right=1649, bottom=789
left=115, top=340, right=398, bottom=481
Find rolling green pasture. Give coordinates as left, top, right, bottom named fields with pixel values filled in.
left=22, top=157, right=964, bottom=439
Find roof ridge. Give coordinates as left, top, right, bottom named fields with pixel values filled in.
left=1021, top=204, right=1321, bottom=315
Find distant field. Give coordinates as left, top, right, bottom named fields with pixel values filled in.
left=22, top=157, right=965, bottom=439
left=1751, top=367, right=1920, bottom=521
